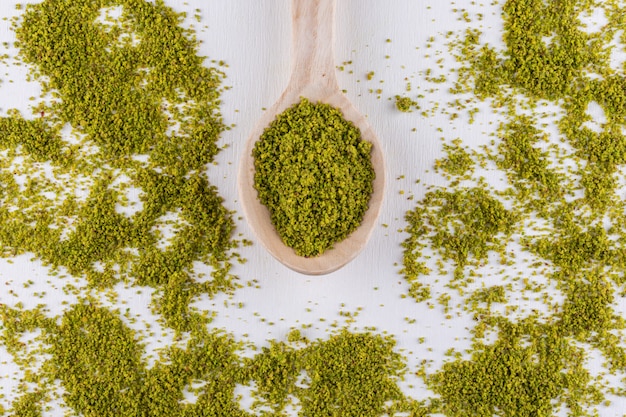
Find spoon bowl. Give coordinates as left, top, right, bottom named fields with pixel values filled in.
left=238, top=0, right=385, bottom=275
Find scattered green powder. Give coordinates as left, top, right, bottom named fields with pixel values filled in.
left=430, top=316, right=603, bottom=417
left=1, top=301, right=414, bottom=416
left=0, top=3, right=404, bottom=415
left=0, top=0, right=248, bottom=412
left=404, top=186, right=517, bottom=284
left=2, top=0, right=626, bottom=415
left=435, top=140, right=474, bottom=178
left=492, top=116, right=564, bottom=209
left=0, top=0, right=239, bottom=333
left=468, top=285, right=507, bottom=306
left=401, top=0, right=626, bottom=414
left=241, top=330, right=413, bottom=415
left=295, top=330, right=407, bottom=415
left=252, top=98, right=375, bottom=257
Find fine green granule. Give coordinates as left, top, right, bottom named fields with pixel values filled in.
left=296, top=330, right=406, bottom=416
left=467, top=285, right=507, bottom=306
left=395, top=95, right=419, bottom=112
left=435, top=140, right=474, bottom=178
left=1, top=302, right=247, bottom=417
left=253, top=98, right=375, bottom=257
left=241, top=330, right=412, bottom=416
left=52, top=304, right=146, bottom=416
left=469, top=0, right=601, bottom=101
left=492, top=117, right=564, bottom=208
left=0, top=2, right=414, bottom=416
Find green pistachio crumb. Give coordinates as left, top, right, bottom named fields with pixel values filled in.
left=252, top=98, right=375, bottom=257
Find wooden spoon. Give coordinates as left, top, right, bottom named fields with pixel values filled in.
left=238, top=0, right=385, bottom=275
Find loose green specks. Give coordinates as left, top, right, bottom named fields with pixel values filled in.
left=0, top=0, right=246, bottom=412
left=0, top=0, right=240, bottom=333
left=252, top=98, right=375, bottom=257
left=1, top=300, right=415, bottom=417
left=399, top=0, right=626, bottom=414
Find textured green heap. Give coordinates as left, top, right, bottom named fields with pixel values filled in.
left=253, top=98, right=375, bottom=257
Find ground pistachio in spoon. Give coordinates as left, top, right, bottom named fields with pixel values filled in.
left=238, top=0, right=385, bottom=275
left=252, top=97, right=375, bottom=258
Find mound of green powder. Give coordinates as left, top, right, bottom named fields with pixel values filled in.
left=252, top=98, right=375, bottom=257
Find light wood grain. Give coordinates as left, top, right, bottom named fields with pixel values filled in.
left=238, top=0, right=385, bottom=275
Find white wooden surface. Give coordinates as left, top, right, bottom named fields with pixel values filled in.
left=0, top=1, right=624, bottom=415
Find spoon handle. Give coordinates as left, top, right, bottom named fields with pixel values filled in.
left=288, top=0, right=339, bottom=94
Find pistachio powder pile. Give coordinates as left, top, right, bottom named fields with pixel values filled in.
left=402, top=0, right=626, bottom=414
left=252, top=98, right=375, bottom=257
